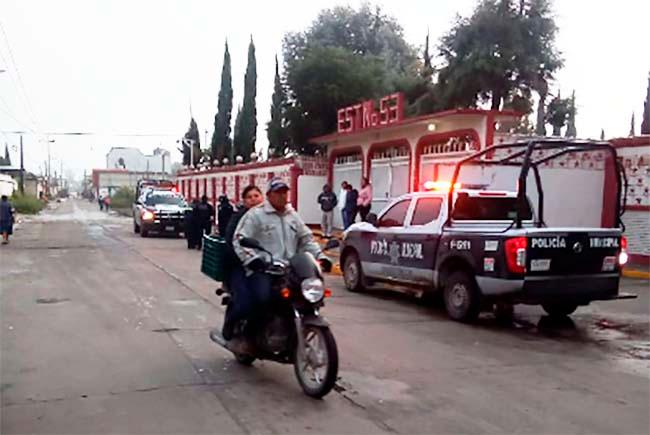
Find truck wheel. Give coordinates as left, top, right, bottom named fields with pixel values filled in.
left=343, top=251, right=364, bottom=292
left=133, top=221, right=140, bottom=234
left=542, top=303, right=578, bottom=317
left=443, top=271, right=481, bottom=322
left=140, top=227, right=149, bottom=238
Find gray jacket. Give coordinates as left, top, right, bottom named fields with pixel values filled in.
left=233, top=201, right=325, bottom=268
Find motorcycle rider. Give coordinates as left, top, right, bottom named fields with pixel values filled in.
left=214, top=177, right=331, bottom=352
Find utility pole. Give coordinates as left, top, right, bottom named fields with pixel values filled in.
left=19, top=135, right=24, bottom=194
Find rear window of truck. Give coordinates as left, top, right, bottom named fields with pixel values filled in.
left=452, top=194, right=532, bottom=221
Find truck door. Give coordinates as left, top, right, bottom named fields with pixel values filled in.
left=363, top=198, right=412, bottom=281
left=392, top=196, right=443, bottom=285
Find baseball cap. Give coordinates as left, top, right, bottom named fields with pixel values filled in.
left=267, top=177, right=290, bottom=192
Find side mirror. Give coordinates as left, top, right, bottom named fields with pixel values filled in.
left=366, top=213, right=378, bottom=226
left=239, top=237, right=264, bottom=250
left=324, top=239, right=340, bottom=250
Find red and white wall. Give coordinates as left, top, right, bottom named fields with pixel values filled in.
left=610, top=136, right=649, bottom=266
left=175, top=156, right=328, bottom=225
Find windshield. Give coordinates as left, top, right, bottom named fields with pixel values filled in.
left=452, top=194, right=532, bottom=221
left=145, top=194, right=185, bottom=206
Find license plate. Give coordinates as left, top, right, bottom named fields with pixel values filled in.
left=530, top=259, right=551, bottom=272
left=165, top=226, right=175, bottom=232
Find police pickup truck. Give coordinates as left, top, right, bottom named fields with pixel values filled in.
left=133, top=189, right=189, bottom=238
left=340, top=139, right=633, bottom=322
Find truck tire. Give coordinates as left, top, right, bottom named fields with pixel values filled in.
left=443, top=271, right=481, bottom=322
left=140, top=227, right=149, bottom=238
left=343, top=251, right=365, bottom=292
left=542, top=302, right=578, bottom=317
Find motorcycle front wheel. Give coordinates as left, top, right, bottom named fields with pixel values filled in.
left=293, top=325, right=339, bottom=398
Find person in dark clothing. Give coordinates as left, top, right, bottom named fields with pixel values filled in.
left=221, top=185, right=263, bottom=340
left=1, top=195, right=14, bottom=245
left=317, top=184, right=337, bottom=238
left=217, top=195, right=234, bottom=236
left=196, top=195, right=215, bottom=240
left=343, top=184, right=359, bottom=229
left=184, top=198, right=201, bottom=249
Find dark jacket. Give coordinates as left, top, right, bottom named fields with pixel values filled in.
left=317, top=191, right=338, bottom=212
left=197, top=201, right=214, bottom=231
left=217, top=196, right=234, bottom=236
left=344, top=189, right=358, bottom=212
left=0, top=200, right=13, bottom=234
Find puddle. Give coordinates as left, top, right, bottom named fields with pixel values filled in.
left=36, top=297, right=71, bottom=304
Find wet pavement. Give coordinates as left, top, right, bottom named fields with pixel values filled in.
left=1, top=199, right=648, bottom=434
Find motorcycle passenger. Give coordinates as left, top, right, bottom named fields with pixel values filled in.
left=222, top=178, right=331, bottom=351
left=219, top=185, right=263, bottom=340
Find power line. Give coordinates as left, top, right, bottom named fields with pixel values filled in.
left=0, top=19, right=41, bottom=133
left=0, top=95, right=37, bottom=133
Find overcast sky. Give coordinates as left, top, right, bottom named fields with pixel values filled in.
left=0, top=0, right=648, bottom=179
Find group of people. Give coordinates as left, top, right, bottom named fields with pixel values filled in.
left=317, top=177, right=373, bottom=236
left=208, top=178, right=330, bottom=354
left=184, top=195, right=215, bottom=250
left=0, top=195, right=14, bottom=245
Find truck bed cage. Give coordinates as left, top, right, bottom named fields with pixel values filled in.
left=447, top=138, right=627, bottom=230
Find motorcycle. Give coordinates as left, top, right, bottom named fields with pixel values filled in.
left=210, top=237, right=340, bottom=398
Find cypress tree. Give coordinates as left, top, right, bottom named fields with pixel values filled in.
left=641, top=73, right=650, bottom=134
left=238, top=37, right=257, bottom=162
left=211, top=41, right=233, bottom=163
left=267, top=55, right=288, bottom=158
left=600, top=129, right=605, bottom=140
left=422, top=29, right=433, bottom=80
left=233, top=106, right=243, bottom=159
left=629, top=112, right=635, bottom=137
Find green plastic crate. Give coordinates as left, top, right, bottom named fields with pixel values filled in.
left=201, top=235, right=228, bottom=282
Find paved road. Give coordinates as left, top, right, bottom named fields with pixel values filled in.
left=1, top=199, right=648, bottom=434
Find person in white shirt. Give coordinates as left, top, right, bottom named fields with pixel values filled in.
left=338, top=181, right=348, bottom=229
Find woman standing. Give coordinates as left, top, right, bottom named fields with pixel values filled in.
left=219, top=185, right=264, bottom=340
left=0, top=195, right=14, bottom=245
left=357, top=177, right=373, bottom=222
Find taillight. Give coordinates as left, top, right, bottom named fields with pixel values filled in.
left=505, top=237, right=527, bottom=274
left=619, top=236, right=629, bottom=266
left=142, top=210, right=155, bottom=221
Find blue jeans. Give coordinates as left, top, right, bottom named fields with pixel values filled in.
left=222, top=267, right=272, bottom=339
left=341, top=209, right=349, bottom=229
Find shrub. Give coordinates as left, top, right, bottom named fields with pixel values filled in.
left=110, top=187, right=135, bottom=210
left=10, top=193, right=45, bottom=214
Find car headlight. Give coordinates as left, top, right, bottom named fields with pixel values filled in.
left=301, top=277, right=324, bottom=302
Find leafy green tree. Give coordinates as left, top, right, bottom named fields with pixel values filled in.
left=236, top=37, right=257, bottom=162
left=437, top=0, right=562, bottom=110
left=546, top=91, right=571, bottom=136
left=283, top=4, right=421, bottom=149
left=565, top=90, right=577, bottom=137
left=211, top=41, right=233, bottom=162
left=267, top=55, right=289, bottom=158
left=641, top=73, right=649, bottom=134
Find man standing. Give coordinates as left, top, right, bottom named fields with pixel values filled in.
left=338, top=181, right=348, bottom=229
left=343, top=183, right=358, bottom=229
left=0, top=195, right=14, bottom=245
left=197, top=195, right=215, bottom=240
left=317, top=184, right=337, bottom=238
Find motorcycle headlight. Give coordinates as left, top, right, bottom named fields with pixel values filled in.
left=301, top=277, right=324, bottom=303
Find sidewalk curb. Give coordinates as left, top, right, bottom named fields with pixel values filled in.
left=622, top=268, right=650, bottom=280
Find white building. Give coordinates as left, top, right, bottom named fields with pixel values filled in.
left=106, top=147, right=171, bottom=174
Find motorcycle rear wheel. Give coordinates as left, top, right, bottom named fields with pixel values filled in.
left=294, top=325, right=338, bottom=399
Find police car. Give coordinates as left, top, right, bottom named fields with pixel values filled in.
left=340, top=139, right=633, bottom=322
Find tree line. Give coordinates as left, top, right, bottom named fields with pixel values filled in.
left=180, top=0, right=650, bottom=166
